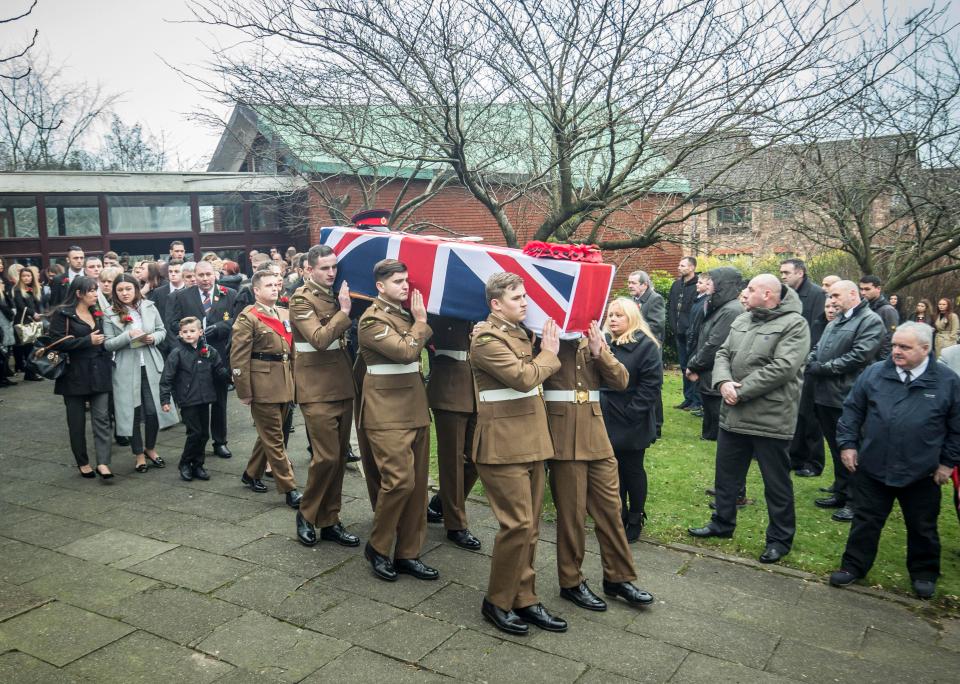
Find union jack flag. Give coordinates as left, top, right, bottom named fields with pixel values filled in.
left=319, top=227, right=615, bottom=335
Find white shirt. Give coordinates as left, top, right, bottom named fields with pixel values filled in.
left=128, top=306, right=146, bottom=367
left=896, top=357, right=929, bottom=384
left=67, top=269, right=82, bottom=284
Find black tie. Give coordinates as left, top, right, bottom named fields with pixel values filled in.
left=904, top=370, right=912, bottom=385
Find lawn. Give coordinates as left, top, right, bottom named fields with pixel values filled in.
left=428, top=370, right=960, bottom=607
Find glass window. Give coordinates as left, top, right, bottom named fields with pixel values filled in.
left=199, top=193, right=244, bottom=232
left=107, top=195, right=191, bottom=233
left=717, top=205, right=751, bottom=224
left=0, top=196, right=39, bottom=238
left=44, top=195, right=101, bottom=236
left=249, top=195, right=280, bottom=231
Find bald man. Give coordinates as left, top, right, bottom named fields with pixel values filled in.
left=821, top=275, right=841, bottom=290
left=689, top=274, right=810, bottom=564
left=805, top=280, right=884, bottom=522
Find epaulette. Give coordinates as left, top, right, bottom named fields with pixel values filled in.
left=475, top=334, right=496, bottom=346
left=359, top=317, right=378, bottom=329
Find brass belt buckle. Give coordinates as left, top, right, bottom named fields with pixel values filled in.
left=282, top=353, right=289, bottom=362
left=576, top=390, right=589, bottom=404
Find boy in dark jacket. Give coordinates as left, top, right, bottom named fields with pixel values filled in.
left=161, top=317, right=229, bottom=481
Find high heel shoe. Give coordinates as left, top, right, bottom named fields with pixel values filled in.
left=96, top=466, right=114, bottom=480
left=77, top=466, right=96, bottom=479
left=145, top=453, right=165, bottom=468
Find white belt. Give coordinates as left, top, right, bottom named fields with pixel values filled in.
left=435, top=349, right=468, bottom=361
left=543, top=390, right=600, bottom=404
left=366, top=362, right=420, bottom=375
left=478, top=387, right=540, bottom=402
left=294, top=340, right=341, bottom=353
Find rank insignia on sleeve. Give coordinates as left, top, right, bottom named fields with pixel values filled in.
left=374, top=325, right=389, bottom=340
left=475, top=334, right=495, bottom=345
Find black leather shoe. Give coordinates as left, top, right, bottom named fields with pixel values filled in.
left=831, top=506, right=854, bottom=522
left=345, top=445, right=361, bottom=463
left=819, top=485, right=837, bottom=493
left=285, top=490, right=303, bottom=509
left=179, top=464, right=194, bottom=481
left=192, top=466, right=210, bottom=481
left=759, top=546, right=787, bottom=564
left=320, top=522, right=360, bottom=547
left=395, top=558, right=439, bottom=580
left=296, top=512, right=317, bottom=547
left=829, top=569, right=858, bottom=587
left=364, top=542, right=397, bottom=582
left=115, top=436, right=130, bottom=446
left=241, top=471, right=268, bottom=493
left=815, top=496, right=844, bottom=509
left=624, top=522, right=642, bottom=543
left=560, top=581, right=607, bottom=611
left=481, top=598, right=528, bottom=635
left=427, top=494, right=443, bottom=523
left=213, top=444, right=232, bottom=459
left=603, top=580, right=655, bottom=606
left=912, top=579, right=936, bottom=599
left=515, top=603, right=567, bottom=632
left=447, top=529, right=481, bottom=550
left=687, top=525, right=733, bottom=539
left=794, top=468, right=820, bottom=478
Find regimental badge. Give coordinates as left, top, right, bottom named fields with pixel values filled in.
left=223, top=312, right=231, bottom=321
left=232, top=368, right=242, bottom=376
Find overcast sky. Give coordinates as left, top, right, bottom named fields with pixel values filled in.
left=1, top=0, right=957, bottom=171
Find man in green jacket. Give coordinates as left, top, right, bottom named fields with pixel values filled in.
left=688, top=274, right=811, bottom=564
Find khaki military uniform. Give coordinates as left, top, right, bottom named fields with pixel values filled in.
left=427, top=316, right=479, bottom=531
left=290, top=280, right=354, bottom=527
left=358, top=297, right=432, bottom=559
left=544, top=338, right=637, bottom=589
left=470, top=314, right=560, bottom=611
left=231, top=303, right=297, bottom=493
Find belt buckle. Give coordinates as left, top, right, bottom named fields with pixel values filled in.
left=575, top=390, right=589, bottom=404
left=282, top=353, right=289, bottom=362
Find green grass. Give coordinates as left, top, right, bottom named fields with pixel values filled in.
left=428, top=369, right=960, bottom=608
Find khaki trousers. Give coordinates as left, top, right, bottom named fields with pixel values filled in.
left=365, top=427, right=429, bottom=559
left=245, top=402, right=297, bottom=493
left=433, top=409, right=479, bottom=530
left=476, top=461, right=545, bottom=611
left=549, top=457, right=637, bottom=588
left=299, top=399, right=352, bottom=527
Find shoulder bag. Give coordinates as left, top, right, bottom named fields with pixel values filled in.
left=26, top=317, right=73, bottom=380
left=14, top=307, right=43, bottom=346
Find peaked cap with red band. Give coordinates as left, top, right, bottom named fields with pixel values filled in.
left=351, top=209, right=391, bottom=230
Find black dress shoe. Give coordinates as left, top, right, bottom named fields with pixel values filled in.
left=395, top=558, right=439, bottom=580
left=674, top=401, right=692, bottom=410
left=481, top=598, right=528, bottom=635
left=815, top=496, right=843, bottom=509
left=759, top=546, right=787, bottom=564
left=819, top=485, right=837, bottom=493
left=320, top=522, right=360, bottom=547
left=829, top=569, right=858, bottom=587
left=624, top=522, right=642, bottom=543
left=296, top=512, right=317, bottom=546
left=559, top=581, right=607, bottom=611
left=95, top=465, right=114, bottom=480
left=179, top=464, right=194, bottom=481
left=145, top=454, right=165, bottom=468
left=213, top=444, right=232, bottom=459
left=912, top=579, right=936, bottom=599
left=446, top=529, right=481, bottom=550
left=285, top=490, right=303, bottom=509
left=192, top=465, right=210, bottom=481
left=515, top=603, right=567, bottom=632
left=77, top=466, right=96, bottom=479
left=364, top=542, right=397, bottom=582
left=345, top=445, right=360, bottom=463
left=241, top=472, right=268, bottom=493
left=602, top=580, right=655, bottom=606
left=426, top=494, right=443, bottom=523
left=687, top=525, right=733, bottom=539
left=115, top=435, right=130, bottom=446
left=794, top=468, right=819, bottom=478
left=831, top=506, right=854, bottom=522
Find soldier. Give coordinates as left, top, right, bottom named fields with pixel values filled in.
left=425, top=315, right=481, bottom=551
left=358, top=259, right=436, bottom=582
left=230, top=270, right=302, bottom=509
left=544, top=324, right=656, bottom=612
left=471, top=272, right=564, bottom=635
left=290, top=245, right=360, bottom=548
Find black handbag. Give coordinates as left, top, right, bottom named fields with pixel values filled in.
left=26, top=318, right=73, bottom=380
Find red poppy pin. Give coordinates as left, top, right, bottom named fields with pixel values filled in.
left=92, top=309, right=103, bottom=318
left=199, top=346, right=210, bottom=357
left=122, top=314, right=133, bottom=324
left=219, top=285, right=228, bottom=295
left=280, top=296, right=290, bottom=305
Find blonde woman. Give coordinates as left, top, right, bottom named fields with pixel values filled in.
left=12, top=265, right=44, bottom=380
left=934, top=298, right=959, bottom=357
left=600, top=297, right=663, bottom=541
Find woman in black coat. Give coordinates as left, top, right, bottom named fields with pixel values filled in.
left=49, top=276, right=115, bottom=479
left=600, top=297, right=663, bottom=541
left=13, top=266, right=45, bottom=381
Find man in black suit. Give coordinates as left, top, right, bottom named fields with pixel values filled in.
left=150, top=259, right=185, bottom=323
left=49, top=246, right=86, bottom=307
left=168, top=260, right=238, bottom=459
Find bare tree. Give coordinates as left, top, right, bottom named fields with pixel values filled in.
left=95, top=114, right=170, bottom=171
left=187, top=0, right=931, bottom=250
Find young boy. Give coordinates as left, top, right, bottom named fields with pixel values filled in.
left=160, top=317, right=228, bottom=481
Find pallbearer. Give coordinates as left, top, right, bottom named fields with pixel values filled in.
left=231, top=271, right=302, bottom=508
left=289, top=245, right=360, bottom=548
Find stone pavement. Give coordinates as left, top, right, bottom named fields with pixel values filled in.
left=1, top=380, right=958, bottom=683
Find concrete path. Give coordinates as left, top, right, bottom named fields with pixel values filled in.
left=0, top=380, right=958, bottom=682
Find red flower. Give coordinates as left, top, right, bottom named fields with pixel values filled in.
left=122, top=314, right=133, bottom=324
left=199, top=346, right=209, bottom=356
left=218, top=285, right=228, bottom=295
left=279, top=296, right=290, bottom=304
left=92, top=309, right=103, bottom=318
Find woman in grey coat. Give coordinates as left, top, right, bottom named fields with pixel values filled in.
left=104, top=273, right=179, bottom=472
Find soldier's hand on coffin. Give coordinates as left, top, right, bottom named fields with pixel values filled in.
left=410, top=289, right=427, bottom=323
left=338, top=281, right=352, bottom=314
left=541, top=318, right=560, bottom=354
left=587, top=321, right=605, bottom=356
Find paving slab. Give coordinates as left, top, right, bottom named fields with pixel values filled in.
left=0, top=540, right=77, bottom=585
left=137, top=487, right=275, bottom=523
left=150, top=517, right=267, bottom=555
left=0, top=579, right=49, bottom=621
left=58, top=529, right=178, bottom=569
left=858, top=627, right=960, bottom=683
left=196, top=611, right=351, bottom=682
left=0, top=500, right=43, bottom=526
left=352, top=611, right=459, bottom=662
left=0, top=651, right=79, bottom=683
left=305, top=646, right=449, bottom=683
left=214, top=568, right=347, bottom=626
left=412, top=581, right=536, bottom=645
left=939, top=618, right=960, bottom=653
left=228, top=534, right=354, bottom=578
left=22, top=556, right=158, bottom=616
left=680, top=556, right=806, bottom=606
left=129, top=547, right=256, bottom=593
left=316, top=557, right=449, bottom=609
left=0, top=602, right=134, bottom=667
left=64, top=630, right=234, bottom=683
left=116, top=587, right=246, bottom=645
left=669, top=652, right=796, bottom=683
left=2, top=510, right=106, bottom=550
left=304, top=595, right=404, bottom=640
left=23, top=487, right=126, bottom=522
left=766, top=637, right=915, bottom=683
left=0, top=480, right=67, bottom=506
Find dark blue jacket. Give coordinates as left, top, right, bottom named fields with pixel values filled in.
left=837, top=358, right=960, bottom=487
